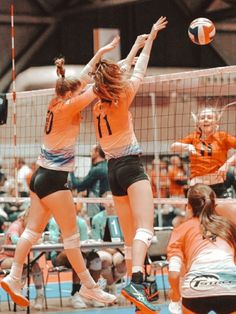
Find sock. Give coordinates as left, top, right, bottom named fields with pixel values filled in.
left=10, top=262, right=24, bottom=281
left=36, top=288, right=44, bottom=297
left=131, top=271, right=143, bottom=284
left=71, top=283, right=81, bottom=296
left=78, top=269, right=96, bottom=289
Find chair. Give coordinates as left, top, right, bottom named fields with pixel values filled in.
left=45, top=265, right=72, bottom=307
left=147, top=227, right=173, bottom=300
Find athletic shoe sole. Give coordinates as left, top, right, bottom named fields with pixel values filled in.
left=121, top=290, right=159, bottom=314
left=1, top=281, right=29, bottom=307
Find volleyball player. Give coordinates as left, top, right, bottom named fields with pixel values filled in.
left=89, top=17, right=168, bottom=314
left=167, top=183, right=236, bottom=314
left=1, top=37, right=120, bottom=307
left=171, top=106, right=236, bottom=197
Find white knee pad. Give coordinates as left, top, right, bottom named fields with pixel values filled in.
left=63, top=233, right=80, bottom=249
left=124, top=246, right=132, bottom=260
left=21, top=228, right=41, bottom=245
left=134, top=228, right=153, bottom=247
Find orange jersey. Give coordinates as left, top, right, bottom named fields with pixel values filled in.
left=38, top=87, right=96, bottom=171
left=92, top=80, right=141, bottom=159
left=151, top=169, right=169, bottom=197
left=168, top=166, right=186, bottom=197
left=179, top=131, right=236, bottom=178
left=167, top=217, right=236, bottom=272
left=167, top=217, right=236, bottom=297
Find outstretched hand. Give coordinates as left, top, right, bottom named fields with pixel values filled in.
left=150, top=16, right=168, bottom=40
left=134, top=34, right=149, bottom=49
left=99, top=35, right=120, bottom=54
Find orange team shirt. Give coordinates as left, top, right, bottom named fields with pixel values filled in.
left=179, top=131, right=236, bottom=178
left=167, top=217, right=236, bottom=272
left=151, top=169, right=169, bottom=198
left=167, top=217, right=236, bottom=298
left=168, top=166, right=186, bottom=197
left=37, top=87, right=96, bottom=171
left=92, top=80, right=142, bottom=159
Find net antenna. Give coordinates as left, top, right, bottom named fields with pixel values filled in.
left=217, top=101, right=236, bottom=122
left=11, top=4, right=18, bottom=198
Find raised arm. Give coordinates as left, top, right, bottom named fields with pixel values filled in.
left=79, top=35, right=120, bottom=89
left=132, top=16, right=168, bottom=82
left=118, top=34, right=148, bottom=73
left=171, top=142, right=198, bottom=155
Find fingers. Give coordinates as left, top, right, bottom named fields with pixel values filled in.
left=111, top=35, right=120, bottom=45
left=153, top=16, right=168, bottom=31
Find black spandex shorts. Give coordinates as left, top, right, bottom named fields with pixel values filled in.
left=30, top=166, right=69, bottom=199
left=182, top=295, right=236, bottom=314
left=108, top=155, right=148, bottom=196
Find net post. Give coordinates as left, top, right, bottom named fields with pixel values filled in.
left=10, top=4, right=18, bottom=199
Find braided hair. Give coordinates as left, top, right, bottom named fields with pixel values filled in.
left=54, top=57, right=80, bottom=96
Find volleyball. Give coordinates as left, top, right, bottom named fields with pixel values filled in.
left=188, top=18, right=216, bottom=45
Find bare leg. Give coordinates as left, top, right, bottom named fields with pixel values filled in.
left=41, top=190, right=116, bottom=304
left=127, top=180, right=154, bottom=268
left=41, top=190, right=88, bottom=275
left=113, top=195, right=135, bottom=277
left=1, top=192, right=50, bottom=306
left=13, top=192, right=51, bottom=265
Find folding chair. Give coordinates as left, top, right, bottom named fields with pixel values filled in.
left=147, top=227, right=173, bottom=300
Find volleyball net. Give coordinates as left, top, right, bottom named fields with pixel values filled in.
left=1, top=65, right=236, bottom=210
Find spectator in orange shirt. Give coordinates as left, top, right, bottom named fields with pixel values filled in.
left=148, top=158, right=169, bottom=198
left=171, top=106, right=236, bottom=198
left=168, top=155, right=188, bottom=198
left=167, top=183, right=236, bottom=314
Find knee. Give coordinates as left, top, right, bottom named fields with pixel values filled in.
left=21, top=228, right=41, bottom=245
left=62, top=233, right=80, bottom=249
left=134, top=228, right=153, bottom=247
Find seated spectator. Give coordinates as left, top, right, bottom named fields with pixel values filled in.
left=47, top=203, right=105, bottom=309
left=91, top=193, right=126, bottom=292
left=0, top=208, right=44, bottom=310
